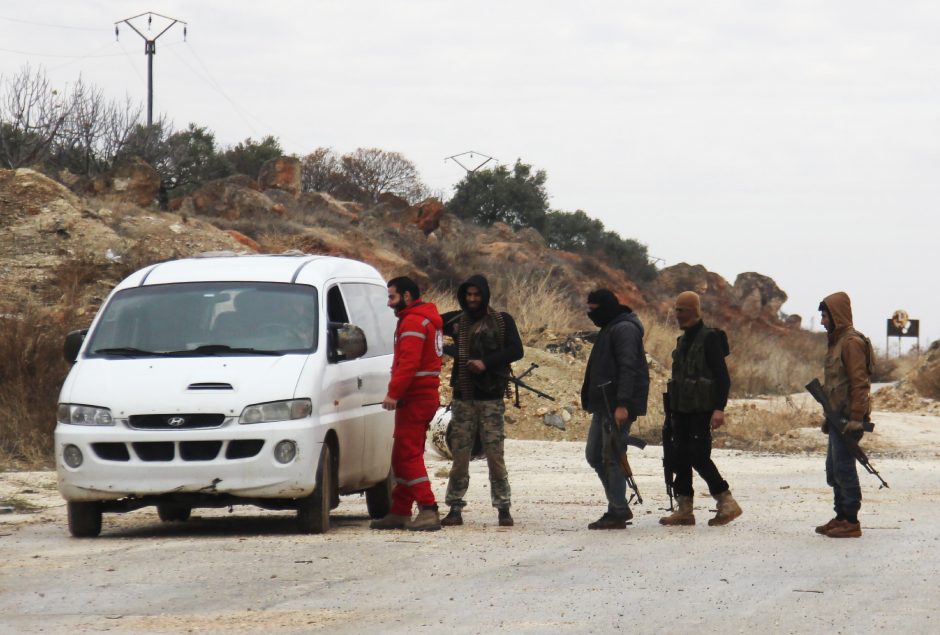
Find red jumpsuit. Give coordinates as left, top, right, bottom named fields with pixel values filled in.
left=386, top=300, right=443, bottom=516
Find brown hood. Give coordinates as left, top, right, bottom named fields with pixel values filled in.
left=821, top=291, right=853, bottom=342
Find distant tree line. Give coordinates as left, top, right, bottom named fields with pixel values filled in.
left=1, top=65, right=655, bottom=281
left=0, top=65, right=429, bottom=205
left=447, top=160, right=658, bottom=282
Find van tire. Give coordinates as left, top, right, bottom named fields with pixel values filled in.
left=67, top=501, right=102, bottom=538
left=157, top=504, right=192, bottom=522
left=365, top=471, right=393, bottom=519
left=297, top=444, right=332, bottom=534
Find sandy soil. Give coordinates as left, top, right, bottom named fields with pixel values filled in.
left=2, top=405, right=939, bottom=634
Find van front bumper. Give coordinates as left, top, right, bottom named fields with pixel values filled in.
left=55, top=419, right=322, bottom=502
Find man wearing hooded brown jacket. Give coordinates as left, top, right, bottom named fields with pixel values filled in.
left=815, top=291, right=874, bottom=539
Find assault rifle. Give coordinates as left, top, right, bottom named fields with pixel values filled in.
left=496, top=363, right=556, bottom=408
left=599, top=381, right=646, bottom=505
left=805, top=378, right=888, bottom=489
left=661, top=392, right=676, bottom=511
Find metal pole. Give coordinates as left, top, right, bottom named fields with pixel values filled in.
left=115, top=12, right=186, bottom=128
left=145, top=40, right=155, bottom=126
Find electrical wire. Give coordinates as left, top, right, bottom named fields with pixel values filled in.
left=183, top=41, right=290, bottom=143
left=0, top=45, right=125, bottom=59
left=165, top=44, right=261, bottom=137
left=0, top=16, right=108, bottom=31
left=49, top=42, right=121, bottom=72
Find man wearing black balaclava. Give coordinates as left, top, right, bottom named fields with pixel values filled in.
left=580, top=289, right=650, bottom=529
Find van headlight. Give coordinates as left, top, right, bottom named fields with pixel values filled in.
left=239, top=399, right=312, bottom=424
left=57, top=404, right=114, bottom=426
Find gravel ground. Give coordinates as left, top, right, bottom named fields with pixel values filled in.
left=2, top=409, right=939, bottom=634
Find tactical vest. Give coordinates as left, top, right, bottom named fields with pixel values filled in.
left=823, top=328, right=873, bottom=420
left=669, top=326, right=722, bottom=414
left=457, top=311, right=507, bottom=398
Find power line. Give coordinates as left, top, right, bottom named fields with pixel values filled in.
left=0, top=15, right=108, bottom=31
left=0, top=45, right=125, bottom=59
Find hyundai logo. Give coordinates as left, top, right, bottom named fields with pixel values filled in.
left=167, top=416, right=186, bottom=427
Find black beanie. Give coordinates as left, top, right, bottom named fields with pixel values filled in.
left=587, top=289, right=618, bottom=307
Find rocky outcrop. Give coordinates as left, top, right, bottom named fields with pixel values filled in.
left=0, top=168, right=242, bottom=314
left=60, top=157, right=161, bottom=208
left=405, top=198, right=444, bottom=235
left=650, top=262, right=788, bottom=328
left=734, top=272, right=787, bottom=321
left=299, top=192, right=362, bottom=223
left=258, top=157, right=301, bottom=197
left=184, top=175, right=279, bottom=220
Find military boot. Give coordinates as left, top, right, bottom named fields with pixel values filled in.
left=708, top=491, right=743, bottom=526
left=588, top=512, right=628, bottom=530
left=406, top=505, right=442, bottom=532
left=369, top=513, right=410, bottom=530
left=825, top=519, right=862, bottom=538
left=815, top=517, right=842, bottom=535
left=659, top=495, right=695, bottom=526
left=498, top=506, right=514, bottom=527
left=440, top=507, right=463, bottom=527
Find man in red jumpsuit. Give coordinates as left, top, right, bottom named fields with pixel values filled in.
left=370, top=276, right=444, bottom=531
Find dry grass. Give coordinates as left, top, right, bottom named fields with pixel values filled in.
left=644, top=319, right=826, bottom=397
left=0, top=306, right=71, bottom=469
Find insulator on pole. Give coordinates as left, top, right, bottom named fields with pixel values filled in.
left=115, top=25, right=119, bottom=41
left=183, top=26, right=187, bottom=41
left=147, top=15, right=152, bottom=30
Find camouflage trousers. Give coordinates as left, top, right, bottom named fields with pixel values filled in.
left=445, top=399, right=512, bottom=509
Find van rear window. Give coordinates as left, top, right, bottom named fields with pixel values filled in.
left=86, top=282, right=318, bottom=357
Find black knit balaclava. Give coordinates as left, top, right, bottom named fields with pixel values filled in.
left=587, top=289, right=621, bottom=328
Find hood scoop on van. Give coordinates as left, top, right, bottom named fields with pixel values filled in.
left=187, top=382, right=234, bottom=391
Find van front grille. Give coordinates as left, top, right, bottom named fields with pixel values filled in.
left=128, top=414, right=226, bottom=430
left=226, top=439, right=264, bottom=459
left=92, top=443, right=130, bottom=461
left=90, top=440, right=265, bottom=462
left=179, top=441, right=222, bottom=461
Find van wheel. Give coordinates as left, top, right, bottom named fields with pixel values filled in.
left=297, top=444, right=332, bottom=534
left=67, top=501, right=102, bottom=538
left=365, top=471, right=393, bottom=519
left=157, top=504, right=192, bottom=522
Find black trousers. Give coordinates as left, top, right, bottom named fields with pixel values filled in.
left=671, top=412, right=729, bottom=498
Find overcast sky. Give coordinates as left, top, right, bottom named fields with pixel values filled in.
left=3, top=1, right=936, bottom=350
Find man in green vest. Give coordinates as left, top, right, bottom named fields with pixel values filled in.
left=660, top=291, right=742, bottom=527
left=815, top=291, right=873, bottom=538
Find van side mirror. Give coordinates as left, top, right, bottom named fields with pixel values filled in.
left=63, top=329, right=88, bottom=364
left=328, top=323, right=368, bottom=362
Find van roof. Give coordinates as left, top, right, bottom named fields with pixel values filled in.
left=117, top=254, right=385, bottom=290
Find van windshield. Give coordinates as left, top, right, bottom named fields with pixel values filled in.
left=85, top=282, right=318, bottom=358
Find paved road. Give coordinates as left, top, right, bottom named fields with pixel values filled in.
left=3, top=426, right=939, bottom=634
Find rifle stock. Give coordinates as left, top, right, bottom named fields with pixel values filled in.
left=805, top=378, right=888, bottom=489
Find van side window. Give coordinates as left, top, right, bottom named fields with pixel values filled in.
left=340, top=282, right=396, bottom=357
left=327, top=286, right=349, bottom=324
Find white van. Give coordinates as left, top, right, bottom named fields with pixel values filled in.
left=55, top=253, right=398, bottom=537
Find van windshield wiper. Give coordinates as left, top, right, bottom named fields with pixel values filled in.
left=164, top=344, right=283, bottom=356
left=93, top=347, right=163, bottom=357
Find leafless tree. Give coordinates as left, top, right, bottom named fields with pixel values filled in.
left=300, top=147, right=345, bottom=193
left=340, top=147, right=427, bottom=204
left=0, top=65, right=68, bottom=168
left=53, top=77, right=144, bottom=175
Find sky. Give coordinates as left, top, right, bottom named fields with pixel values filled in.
left=2, top=1, right=937, bottom=351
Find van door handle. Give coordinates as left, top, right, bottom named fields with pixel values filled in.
left=357, top=377, right=363, bottom=389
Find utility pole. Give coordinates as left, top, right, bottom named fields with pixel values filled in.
left=114, top=12, right=187, bottom=126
